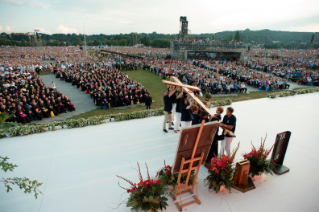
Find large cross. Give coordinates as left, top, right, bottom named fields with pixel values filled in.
left=162, top=76, right=214, bottom=117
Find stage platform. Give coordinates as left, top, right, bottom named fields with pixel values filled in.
left=0, top=93, right=319, bottom=212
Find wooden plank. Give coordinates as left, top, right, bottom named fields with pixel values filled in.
left=163, top=76, right=214, bottom=117
left=170, top=193, right=183, bottom=211
left=181, top=200, right=198, bottom=207
left=162, top=80, right=201, bottom=91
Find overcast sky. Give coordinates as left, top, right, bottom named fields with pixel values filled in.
left=0, top=0, right=318, bottom=35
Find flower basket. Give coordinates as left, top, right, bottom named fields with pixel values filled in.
left=243, top=134, right=275, bottom=178
left=252, top=172, right=263, bottom=179
left=204, top=143, right=240, bottom=193
left=117, top=163, right=168, bottom=212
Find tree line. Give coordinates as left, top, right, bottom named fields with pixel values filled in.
left=0, top=29, right=318, bottom=48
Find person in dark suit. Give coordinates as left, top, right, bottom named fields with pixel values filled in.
left=145, top=93, right=152, bottom=110
left=205, top=107, right=224, bottom=167
left=163, top=90, right=173, bottom=133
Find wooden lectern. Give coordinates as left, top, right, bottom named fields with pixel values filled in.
left=171, top=120, right=219, bottom=211
left=232, top=159, right=255, bottom=192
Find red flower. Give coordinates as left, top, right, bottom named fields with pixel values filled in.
left=127, top=189, right=130, bottom=193
left=131, top=187, right=136, bottom=192
left=216, top=160, right=222, bottom=167
left=157, top=180, right=161, bottom=184
left=214, top=170, right=218, bottom=174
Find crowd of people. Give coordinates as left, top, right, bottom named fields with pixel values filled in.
left=55, top=64, right=151, bottom=109
left=0, top=46, right=318, bottom=125
left=0, top=70, right=75, bottom=124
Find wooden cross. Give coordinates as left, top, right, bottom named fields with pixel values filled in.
left=162, top=76, right=214, bottom=117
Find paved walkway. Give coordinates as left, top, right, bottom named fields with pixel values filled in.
left=33, top=74, right=97, bottom=124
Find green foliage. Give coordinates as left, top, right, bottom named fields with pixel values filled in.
left=140, top=36, right=151, bottom=46
left=0, top=113, right=20, bottom=137
left=234, top=31, right=240, bottom=41
left=209, top=98, right=232, bottom=107
left=267, top=88, right=319, bottom=99
left=0, top=38, right=12, bottom=45
left=0, top=108, right=164, bottom=138
left=3, top=30, right=319, bottom=47
left=93, top=39, right=102, bottom=46
left=21, top=38, right=26, bottom=46
left=151, top=39, right=170, bottom=48
left=0, top=156, right=43, bottom=199
left=119, top=39, right=128, bottom=46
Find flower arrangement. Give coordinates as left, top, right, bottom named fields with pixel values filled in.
left=243, top=134, right=275, bottom=178
left=117, top=163, right=168, bottom=212
left=209, top=98, right=232, bottom=107
left=156, top=161, right=195, bottom=189
left=204, top=143, right=240, bottom=193
left=267, top=87, right=319, bottom=98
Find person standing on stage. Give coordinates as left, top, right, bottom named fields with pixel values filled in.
left=169, top=86, right=177, bottom=126
left=205, top=106, right=224, bottom=166
left=145, top=93, right=152, bottom=110
left=174, top=88, right=184, bottom=133
left=180, top=96, right=193, bottom=128
left=163, top=90, right=173, bottom=133
left=219, top=107, right=236, bottom=156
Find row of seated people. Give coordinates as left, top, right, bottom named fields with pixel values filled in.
left=200, top=81, right=247, bottom=94
left=207, top=67, right=290, bottom=91
left=0, top=71, right=75, bottom=124
left=55, top=66, right=148, bottom=108
left=245, top=60, right=319, bottom=86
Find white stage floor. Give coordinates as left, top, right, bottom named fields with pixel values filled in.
left=1, top=93, right=319, bottom=212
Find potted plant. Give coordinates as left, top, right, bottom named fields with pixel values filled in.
left=117, top=163, right=168, bottom=212
left=204, top=143, right=239, bottom=193
left=243, top=134, right=275, bottom=178
left=156, top=161, right=195, bottom=191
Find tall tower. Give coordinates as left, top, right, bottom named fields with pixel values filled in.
left=132, top=32, right=138, bottom=46
left=179, top=16, right=188, bottom=39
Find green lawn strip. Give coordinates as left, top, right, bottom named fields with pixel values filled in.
left=209, top=91, right=273, bottom=103
left=38, top=70, right=51, bottom=75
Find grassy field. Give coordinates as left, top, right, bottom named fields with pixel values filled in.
left=69, top=68, right=273, bottom=119
left=38, top=70, right=51, bottom=75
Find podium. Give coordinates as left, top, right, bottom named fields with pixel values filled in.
left=171, top=120, right=219, bottom=211
left=271, top=131, right=291, bottom=175
left=232, top=159, right=255, bottom=192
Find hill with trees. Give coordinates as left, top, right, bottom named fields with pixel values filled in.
left=0, top=29, right=318, bottom=49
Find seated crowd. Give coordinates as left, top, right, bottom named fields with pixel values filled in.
left=0, top=70, right=75, bottom=124
left=55, top=64, right=149, bottom=108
